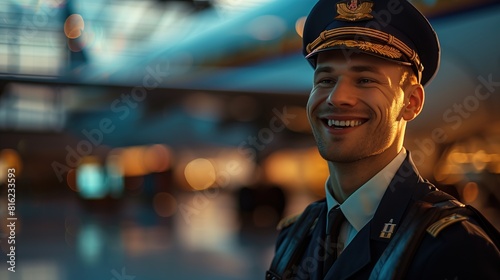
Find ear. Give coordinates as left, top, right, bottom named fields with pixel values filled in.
left=402, top=84, right=424, bottom=121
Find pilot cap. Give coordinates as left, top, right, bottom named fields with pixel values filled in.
left=303, top=0, right=440, bottom=86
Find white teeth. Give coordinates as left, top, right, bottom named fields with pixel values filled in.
left=327, top=119, right=363, bottom=128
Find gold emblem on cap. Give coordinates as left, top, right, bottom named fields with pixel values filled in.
left=335, top=0, right=374, bottom=22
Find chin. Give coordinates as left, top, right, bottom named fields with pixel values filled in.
left=319, top=144, right=389, bottom=164
left=318, top=148, right=361, bottom=163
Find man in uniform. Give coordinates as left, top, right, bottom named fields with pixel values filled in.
left=267, top=0, right=500, bottom=279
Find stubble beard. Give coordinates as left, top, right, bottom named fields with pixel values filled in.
left=313, top=125, right=394, bottom=164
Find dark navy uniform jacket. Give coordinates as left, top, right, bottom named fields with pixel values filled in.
left=272, top=154, right=500, bottom=279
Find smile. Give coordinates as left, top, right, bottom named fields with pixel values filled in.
left=322, top=118, right=367, bottom=130
left=327, top=119, right=364, bottom=128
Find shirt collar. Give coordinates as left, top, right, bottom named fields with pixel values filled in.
left=326, top=148, right=407, bottom=232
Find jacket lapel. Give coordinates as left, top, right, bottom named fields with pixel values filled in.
left=370, top=154, right=435, bottom=243
left=324, top=224, right=372, bottom=279
left=323, top=153, right=433, bottom=279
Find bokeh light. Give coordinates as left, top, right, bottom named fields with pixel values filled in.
left=295, top=16, right=307, bottom=38
left=77, top=223, right=103, bottom=265
left=76, top=157, right=107, bottom=199
left=109, top=145, right=172, bottom=178
left=264, top=147, right=327, bottom=195
left=462, top=181, right=479, bottom=203
left=0, top=149, right=23, bottom=182
left=144, top=144, right=172, bottom=173
left=184, top=158, right=216, bottom=190
left=120, top=146, right=148, bottom=177
left=472, top=150, right=488, bottom=171
left=153, top=192, right=178, bottom=217
left=64, top=14, right=85, bottom=39
left=66, top=168, right=78, bottom=192
left=264, top=151, right=300, bottom=187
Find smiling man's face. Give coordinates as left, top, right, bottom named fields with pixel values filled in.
left=307, top=50, right=418, bottom=164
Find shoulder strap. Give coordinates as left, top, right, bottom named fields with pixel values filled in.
left=464, top=204, right=500, bottom=249
left=369, top=199, right=441, bottom=280
left=370, top=189, right=500, bottom=280
left=266, top=201, right=324, bottom=280
left=369, top=190, right=465, bottom=280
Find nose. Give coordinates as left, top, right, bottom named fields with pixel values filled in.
left=327, top=78, right=356, bottom=108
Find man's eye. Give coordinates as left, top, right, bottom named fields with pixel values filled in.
left=359, top=78, right=374, bottom=84
left=319, top=79, right=336, bottom=84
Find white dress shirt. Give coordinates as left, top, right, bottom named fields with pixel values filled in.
left=325, top=149, right=407, bottom=254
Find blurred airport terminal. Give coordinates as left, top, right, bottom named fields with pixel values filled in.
left=0, top=0, right=499, bottom=279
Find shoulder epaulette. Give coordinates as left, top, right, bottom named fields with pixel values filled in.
left=426, top=213, right=469, bottom=238
left=277, top=214, right=301, bottom=230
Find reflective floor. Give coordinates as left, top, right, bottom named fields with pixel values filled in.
left=0, top=191, right=290, bottom=280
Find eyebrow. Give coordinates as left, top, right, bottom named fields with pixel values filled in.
left=313, top=66, right=333, bottom=78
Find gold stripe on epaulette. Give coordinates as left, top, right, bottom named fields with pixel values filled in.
left=277, top=214, right=301, bottom=230
left=426, top=214, right=468, bottom=238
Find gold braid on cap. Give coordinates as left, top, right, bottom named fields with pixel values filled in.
left=306, top=27, right=424, bottom=73
left=314, top=40, right=402, bottom=59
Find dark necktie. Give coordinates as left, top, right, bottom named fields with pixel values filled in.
left=323, top=206, right=346, bottom=276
